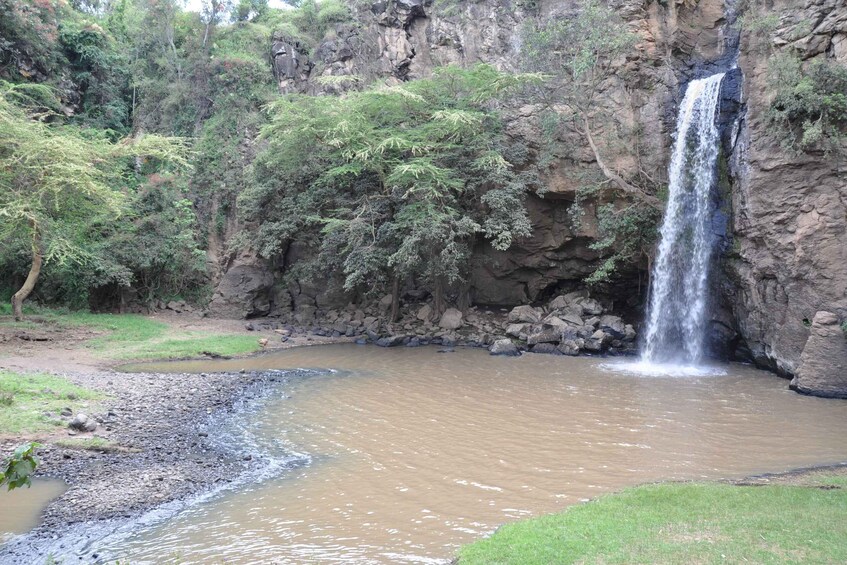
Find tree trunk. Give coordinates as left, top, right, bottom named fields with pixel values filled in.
left=433, top=277, right=445, bottom=320
left=390, top=277, right=400, bottom=323
left=12, top=230, right=43, bottom=322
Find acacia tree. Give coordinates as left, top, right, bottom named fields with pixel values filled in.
left=241, top=65, right=539, bottom=319
left=0, top=82, right=189, bottom=320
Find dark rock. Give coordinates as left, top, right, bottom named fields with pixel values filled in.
left=376, top=335, right=406, bottom=347
left=530, top=343, right=562, bottom=355
left=68, top=414, right=97, bottom=433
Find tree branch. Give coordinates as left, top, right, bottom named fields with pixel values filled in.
left=582, top=117, right=662, bottom=210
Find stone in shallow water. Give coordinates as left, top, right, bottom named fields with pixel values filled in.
left=489, top=338, right=520, bottom=356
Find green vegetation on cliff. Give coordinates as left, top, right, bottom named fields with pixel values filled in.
left=459, top=480, right=847, bottom=564
left=241, top=64, right=541, bottom=316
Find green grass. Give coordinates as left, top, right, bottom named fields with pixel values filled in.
left=1, top=307, right=261, bottom=361
left=54, top=437, right=122, bottom=452
left=458, top=482, right=847, bottom=564
left=0, top=371, right=102, bottom=435
left=110, top=334, right=261, bottom=360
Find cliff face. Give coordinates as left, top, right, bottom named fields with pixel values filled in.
left=727, top=0, right=847, bottom=393
left=212, top=0, right=847, bottom=395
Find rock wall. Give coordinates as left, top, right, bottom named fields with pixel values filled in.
left=726, top=0, right=847, bottom=393
left=216, top=0, right=847, bottom=397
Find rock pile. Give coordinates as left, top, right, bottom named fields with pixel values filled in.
left=492, top=291, right=637, bottom=357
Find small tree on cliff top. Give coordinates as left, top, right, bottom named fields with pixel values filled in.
left=0, top=81, right=189, bottom=320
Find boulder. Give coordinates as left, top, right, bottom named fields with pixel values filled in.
left=624, top=324, right=637, bottom=342
left=68, top=413, right=97, bottom=433
left=791, top=311, right=847, bottom=398
left=507, top=305, right=543, bottom=324
left=489, top=338, right=520, bottom=356
left=376, top=335, right=406, bottom=347
left=208, top=260, right=273, bottom=319
left=557, top=340, right=582, bottom=356
left=598, top=315, right=626, bottom=339
left=505, top=323, right=529, bottom=339
left=416, top=304, right=433, bottom=321
left=378, top=294, right=393, bottom=312
left=548, top=295, right=569, bottom=310
left=542, top=314, right=568, bottom=327
left=531, top=343, right=561, bottom=355
left=561, top=312, right=584, bottom=326
left=527, top=325, right=563, bottom=345
left=439, top=308, right=463, bottom=330
left=575, top=297, right=604, bottom=316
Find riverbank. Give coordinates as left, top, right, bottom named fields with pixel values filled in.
left=457, top=464, right=847, bottom=564
left=0, top=365, right=314, bottom=562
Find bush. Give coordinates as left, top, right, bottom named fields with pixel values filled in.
left=766, top=53, right=847, bottom=154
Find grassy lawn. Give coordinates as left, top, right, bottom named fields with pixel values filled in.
left=0, top=371, right=102, bottom=435
left=458, top=481, right=847, bottom=564
left=0, top=305, right=261, bottom=361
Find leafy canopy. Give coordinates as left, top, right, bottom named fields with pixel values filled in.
left=240, top=64, right=541, bottom=297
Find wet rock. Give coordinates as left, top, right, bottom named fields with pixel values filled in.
left=68, top=414, right=97, bottom=433
left=530, top=343, right=562, bottom=355
left=489, top=338, right=520, bottom=356
left=438, top=308, right=463, bottom=330
left=598, top=315, right=626, bottom=339
left=624, top=324, right=637, bottom=342
left=376, top=335, right=406, bottom=347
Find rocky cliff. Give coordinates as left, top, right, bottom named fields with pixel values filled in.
left=211, top=0, right=847, bottom=396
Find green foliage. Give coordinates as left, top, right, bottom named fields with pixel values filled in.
left=521, top=0, right=637, bottom=112
left=0, top=81, right=190, bottom=313
left=106, top=175, right=207, bottom=305
left=766, top=53, right=847, bottom=154
left=0, top=443, right=41, bottom=491
left=0, top=0, right=65, bottom=80
left=458, top=481, right=847, bottom=564
left=241, top=65, right=538, bottom=299
left=258, top=0, right=353, bottom=50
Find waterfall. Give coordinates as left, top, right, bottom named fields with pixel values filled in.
left=641, top=73, right=726, bottom=365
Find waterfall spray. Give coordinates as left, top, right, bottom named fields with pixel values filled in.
left=641, top=73, right=725, bottom=365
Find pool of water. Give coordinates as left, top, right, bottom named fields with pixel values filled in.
left=0, top=479, right=67, bottom=543
left=24, top=345, right=847, bottom=563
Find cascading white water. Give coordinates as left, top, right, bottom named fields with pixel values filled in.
left=641, top=73, right=725, bottom=365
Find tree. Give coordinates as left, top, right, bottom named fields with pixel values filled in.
left=0, top=82, right=189, bottom=320
left=241, top=65, right=540, bottom=318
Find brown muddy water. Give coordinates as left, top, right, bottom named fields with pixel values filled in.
left=35, top=346, right=847, bottom=563
left=0, top=480, right=66, bottom=543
